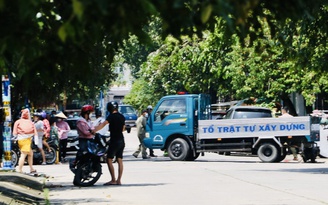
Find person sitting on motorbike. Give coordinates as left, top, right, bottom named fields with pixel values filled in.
left=72, top=105, right=95, bottom=167
left=38, top=110, right=51, bottom=153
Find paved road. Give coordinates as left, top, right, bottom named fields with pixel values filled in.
left=30, top=128, right=328, bottom=205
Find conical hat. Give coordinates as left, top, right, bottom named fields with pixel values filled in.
left=55, top=112, right=67, bottom=119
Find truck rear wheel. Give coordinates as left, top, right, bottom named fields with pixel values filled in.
left=257, top=143, right=279, bottom=163
left=168, top=138, right=190, bottom=161
left=275, top=148, right=287, bottom=162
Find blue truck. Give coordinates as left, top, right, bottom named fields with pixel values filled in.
left=143, top=94, right=319, bottom=162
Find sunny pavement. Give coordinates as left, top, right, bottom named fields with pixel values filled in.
left=15, top=128, right=328, bottom=205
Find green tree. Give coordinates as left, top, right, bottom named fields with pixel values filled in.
left=222, top=7, right=328, bottom=113
left=1, top=0, right=328, bottom=107
left=126, top=6, right=328, bottom=113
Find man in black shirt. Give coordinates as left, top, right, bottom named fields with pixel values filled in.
left=95, top=101, right=125, bottom=185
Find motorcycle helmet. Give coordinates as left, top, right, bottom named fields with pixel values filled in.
left=95, top=109, right=102, bottom=117
left=33, top=112, right=42, bottom=117
left=41, top=111, right=47, bottom=119
left=81, top=105, right=94, bottom=115
left=107, top=101, right=118, bottom=114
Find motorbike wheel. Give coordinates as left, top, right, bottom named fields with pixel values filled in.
left=11, top=149, right=19, bottom=167
left=73, top=162, right=102, bottom=187
left=45, top=147, right=57, bottom=164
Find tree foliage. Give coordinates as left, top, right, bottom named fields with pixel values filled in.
left=124, top=5, right=328, bottom=113
left=1, top=0, right=327, bottom=108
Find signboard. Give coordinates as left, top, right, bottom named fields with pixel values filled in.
left=198, top=117, right=311, bottom=139
left=2, top=75, right=12, bottom=170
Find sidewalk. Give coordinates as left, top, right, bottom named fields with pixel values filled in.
left=0, top=129, right=141, bottom=205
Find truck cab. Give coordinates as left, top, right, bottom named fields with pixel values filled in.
left=144, top=94, right=210, bottom=160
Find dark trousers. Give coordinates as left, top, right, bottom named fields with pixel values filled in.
left=150, top=149, right=155, bottom=155
left=59, top=138, right=68, bottom=161
left=75, top=138, right=90, bottom=162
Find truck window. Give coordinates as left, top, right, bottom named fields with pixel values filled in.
left=154, top=99, right=186, bottom=122
left=224, top=109, right=233, bottom=119
left=233, top=109, right=272, bottom=119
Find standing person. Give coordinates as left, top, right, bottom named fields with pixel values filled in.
left=49, top=117, right=59, bottom=143
left=279, top=106, right=298, bottom=160
left=13, top=109, right=37, bottom=173
left=133, top=110, right=149, bottom=159
left=95, top=101, right=125, bottom=186
left=93, top=109, right=108, bottom=136
left=39, top=111, right=51, bottom=153
left=49, top=117, right=60, bottom=164
left=147, top=105, right=158, bottom=157
left=73, top=105, right=95, bottom=167
left=280, top=106, right=293, bottom=118
left=55, top=112, right=71, bottom=162
left=33, top=112, right=46, bottom=165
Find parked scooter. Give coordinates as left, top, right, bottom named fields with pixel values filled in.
left=11, top=135, right=58, bottom=167
left=69, top=133, right=108, bottom=187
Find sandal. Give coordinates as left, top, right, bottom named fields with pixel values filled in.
left=30, top=170, right=37, bottom=174
left=103, top=181, right=117, bottom=186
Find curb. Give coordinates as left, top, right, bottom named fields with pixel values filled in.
left=0, top=171, right=47, bottom=204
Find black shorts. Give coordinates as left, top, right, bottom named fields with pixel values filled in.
left=107, top=140, right=125, bottom=159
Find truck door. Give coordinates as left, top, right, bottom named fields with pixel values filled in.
left=198, top=94, right=211, bottom=120
left=150, top=97, right=190, bottom=147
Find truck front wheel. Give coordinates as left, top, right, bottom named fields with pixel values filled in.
left=168, top=138, right=190, bottom=161
left=257, top=143, right=279, bottom=163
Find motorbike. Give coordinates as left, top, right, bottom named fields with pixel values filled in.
left=69, top=133, right=108, bottom=187
left=11, top=135, right=58, bottom=167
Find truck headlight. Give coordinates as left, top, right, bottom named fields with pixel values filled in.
left=145, top=132, right=150, bottom=138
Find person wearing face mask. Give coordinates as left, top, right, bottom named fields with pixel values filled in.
left=132, top=110, right=150, bottom=159
left=72, top=105, right=95, bottom=166
left=55, top=112, right=71, bottom=163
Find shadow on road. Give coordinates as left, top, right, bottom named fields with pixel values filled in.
left=47, top=182, right=166, bottom=190
left=50, top=197, right=112, bottom=205
left=279, top=167, right=328, bottom=174
left=254, top=166, right=328, bottom=174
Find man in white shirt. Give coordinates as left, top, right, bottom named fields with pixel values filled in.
left=93, top=110, right=109, bottom=136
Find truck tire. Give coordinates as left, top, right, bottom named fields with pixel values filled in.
left=186, top=152, right=200, bottom=161
left=275, top=148, right=287, bottom=162
left=257, top=143, right=279, bottom=163
left=168, top=138, right=190, bottom=161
